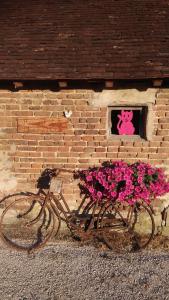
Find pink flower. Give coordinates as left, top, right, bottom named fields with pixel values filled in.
left=97, top=191, right=103, bottom=199
left=89, top=187, right=95, bottom=194
left=86, top=175, right=93, bottom=182
left=135, top=186, right=141, bottom=193
left=110, top=182, right=116, bottom=189
left=111, top=191, right=117, bottom=198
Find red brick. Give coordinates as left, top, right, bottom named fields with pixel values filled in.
left=84, top=147, right=95, bottom=152
left=106, top=153, right=118, bottom=158
left=78, top=159, right=90, bottom=163
left=158, top=147, right=169, bottom=153
left=149, top=153, right=168, bottom=159
left=161, top=124, right=169, bottom=129
left=95, top=147, right=106, bottom=152
left=157, top=129, right=169, bottom=136
left=57, top=152, right=71, bottom=157
left=91, top=152, right=107, bottom=158
left=71, top=147, right=84, bottom=152
left=87, top=142, right=99, bottom=146
left=137, top=153, right=148, bottom=159
left=118, top=153, right=137, bottom=158
left=149, top=141, right=161, bottom=147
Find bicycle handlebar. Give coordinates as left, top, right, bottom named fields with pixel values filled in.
left=55, top=168, right=74, bottom=174
left=37, top=167, right=75, bottom=190
left=40, top=168, right=74, bottom=179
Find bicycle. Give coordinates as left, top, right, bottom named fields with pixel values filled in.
left=0, top=168, right=155, bottom=252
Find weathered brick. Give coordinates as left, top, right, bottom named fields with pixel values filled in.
left=161, top=124, right=169, bottom=129
left=158, top=147, right=169, bottom=153
left=156, top=99, right=169, bottom=105
left=161, top=142, right=169, bottom=147
left=57, top=152, right=71, bottom=157
left=157, top=129, right=169, bottom=136
left=6, top=105, right=20, bottom=110
left=81, top=136, right=93, bottom=141
left=78, top=159, right=90, bottom=163
left=158, top=118, right=169, bottom=123
left=87, top=124, right=96, bottom=129
left=87, top=142, right=99, bottom=147
left=149, top=153, right=168, bottom=159
left=118, top=152, right=137, bottom=158
left=137, top=153, right=148, bottom=159
left=95, top=147, right=107, bottom=152
left=84, top=147, right=95, bottom=152
left=106, top=153, right=118, bottom=158
left=142, top=147, right=157, bottom=153
left=149, top=141, right=161, bottom=147
left=71, top=147, right=84, bottom=152
left=42, top=152, right=55, bottom=157
left=85, top=130, right=99, bottom=135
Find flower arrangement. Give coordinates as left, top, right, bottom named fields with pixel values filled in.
left=74, top=161, right=169, bottom=205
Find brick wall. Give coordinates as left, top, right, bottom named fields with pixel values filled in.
left=0, top=88, right=169, bottom=209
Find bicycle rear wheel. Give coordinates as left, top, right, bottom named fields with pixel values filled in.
left=100, top=202, right=135, bottom=252
left=0, top=194, right=57, bottom=251
left=131, top=202, right=155, bottom=249
left=100, top=201, right=155, bottom=252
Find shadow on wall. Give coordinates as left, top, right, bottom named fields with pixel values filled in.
left=0, top=141, right=17, bottom=197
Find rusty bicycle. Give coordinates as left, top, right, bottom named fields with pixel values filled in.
left=0, top=168, right=155, bottom=252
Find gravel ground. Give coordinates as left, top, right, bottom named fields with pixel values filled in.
left=0, top=241, right=169, bottom=300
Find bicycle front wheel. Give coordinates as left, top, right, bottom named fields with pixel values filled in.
left=0, top=194, right=57, bottom=251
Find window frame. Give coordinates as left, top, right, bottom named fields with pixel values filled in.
left=108, top=105, right=149, bottom=140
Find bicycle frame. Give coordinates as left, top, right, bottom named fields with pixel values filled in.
left=37, top=185, right=99, bottom=233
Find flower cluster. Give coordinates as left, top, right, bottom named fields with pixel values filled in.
left=74, top=161, right=169, bottom=205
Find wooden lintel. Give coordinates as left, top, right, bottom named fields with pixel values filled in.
left=17, top=117, right=69, bottom=133
left=13, top=81, right=23, bottom=89
left=58, top=81, right=67, bottom=88
left=153, top=79, right=163, bottom=87
left=105, top=80, right=114, bottom=88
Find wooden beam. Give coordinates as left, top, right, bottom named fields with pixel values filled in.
left=153, top=79, right=163, bottom=87
left=58, top=81, right=67, bottom=88
left=13, top=81, right=23, bottom=89
left=105, top=80, right=114, bottom=88
left=17, top=117, right=69, bottom=133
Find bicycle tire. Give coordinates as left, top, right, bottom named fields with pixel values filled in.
left=100, top=201, right=155, bottom=252
left=0, top=194, right=58, bottom=251
left=0, top=192, right=33, bottom=208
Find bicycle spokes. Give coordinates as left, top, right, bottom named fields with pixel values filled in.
left=0, top=196, right=56, bottom=251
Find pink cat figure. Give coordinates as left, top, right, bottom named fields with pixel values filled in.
left=117, top=110, right=135, bottom=135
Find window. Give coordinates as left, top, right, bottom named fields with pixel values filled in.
left=108, top=106, right=148, bottom=139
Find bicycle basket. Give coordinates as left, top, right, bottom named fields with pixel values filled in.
left=50, top=177, right=62, bottom=193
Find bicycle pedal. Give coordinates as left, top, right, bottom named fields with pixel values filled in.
left=72, top=234, right=81, bottom=241
left=75, top=220, right=81, bottom=226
